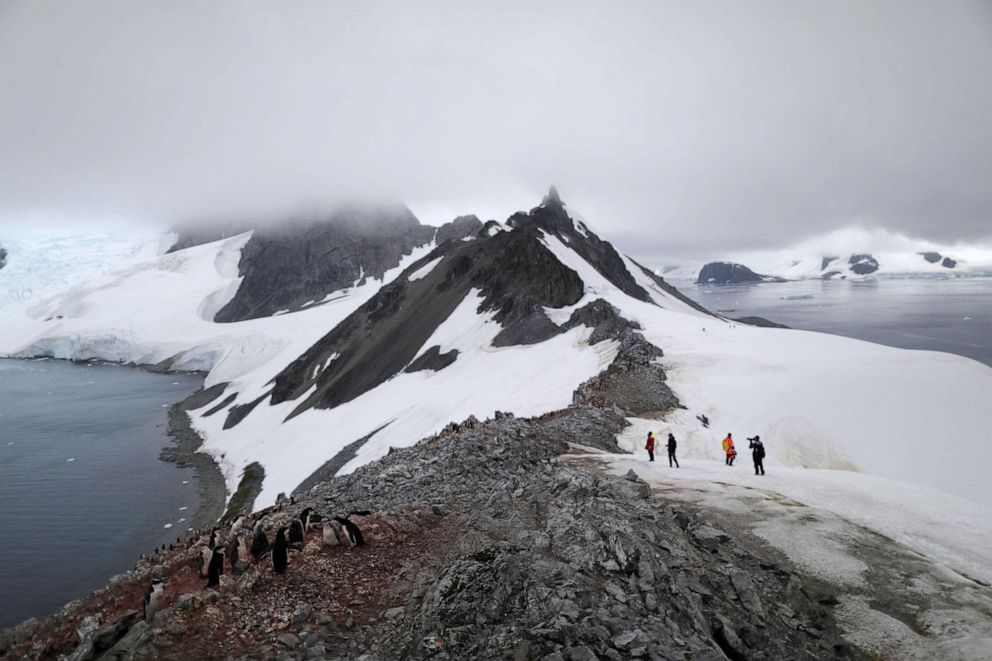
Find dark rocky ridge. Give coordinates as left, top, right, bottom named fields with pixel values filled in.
left=214, top=207, right=435, bottom=322
left=0, top=244, right=6, bottom=270
left=696, top=261, right=782, bottom=285
left=920, top=251, right=942, bottom=264
left=434, top=215, right=483, bottom=244
left=268, top=219, right=586, bottom=417
left=508, top=188, right=655, bottom=303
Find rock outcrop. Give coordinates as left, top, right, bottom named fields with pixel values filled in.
left=847, top=254, right=879, bottom=275
left=215, top=207, right=435, bottom=322
left=0, top=244, right=6, bottom=270
left=696, top=262, right=780, bottom=285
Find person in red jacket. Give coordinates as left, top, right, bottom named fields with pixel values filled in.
left=645, top=431, right=656, bottom=462
left=722, top=433, right=737, bottom=466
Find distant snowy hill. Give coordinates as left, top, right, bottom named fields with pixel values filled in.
left=661, top=228, right=992, bottom=282
left=2, top=192, right=991, bottom=510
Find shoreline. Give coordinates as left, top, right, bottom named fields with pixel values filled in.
left=0, top=354, right=230, bottom=534
left=160, top=383, right=230, bottom=532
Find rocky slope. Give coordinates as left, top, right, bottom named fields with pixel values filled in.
left=0, top=326, right=857, bottom=661
left=0, top=244, right=6, bottom=270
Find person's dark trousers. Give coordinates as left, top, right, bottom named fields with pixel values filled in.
left=668, top=450, right=678, bottom=467
left=725, top=455, right=730, bottom=465
left=754, top=459, right=764, bottom=475
left=648, top=449, right=654, bottom=462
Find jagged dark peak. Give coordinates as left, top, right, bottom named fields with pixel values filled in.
left=0, top=244, right=7, bottom=270
left=269, top=224, right=583, bottom=417
left=560, top=299, right=642, bottom=344
left=919, top=251, right=942, bottom=264
left=214, top=206, right=433, bottom=323
left=435, top=215, right=483, bottom=244
left=507, top=189, right=654, bottom=304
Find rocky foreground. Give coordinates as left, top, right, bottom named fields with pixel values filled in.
left=1, top=319, right=858, bottom=660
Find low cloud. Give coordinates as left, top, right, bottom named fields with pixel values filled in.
left=1, top=1, right=991, bottom=253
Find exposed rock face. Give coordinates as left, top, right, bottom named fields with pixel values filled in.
left=847, top=254, right=879, bottom=275
left=0, top=244, right=6, bottom=270
left=214, top=207, right=434, bottom=322
left=920, top=251, right=942, bottom=264
left=435, top=215, right=483, bottom=244
left=403, top=345, right=459, bottom=373
left=821, top=255, right=840, bottom=270
left=269, top=219, right=585, bottom=416
left=697, top=262, right=774, bottom=285
left=942, top=256, right=957, bottom=269
left=509, top=189, right=655, bottom=303
left=166, top=221, right=250, bottom=253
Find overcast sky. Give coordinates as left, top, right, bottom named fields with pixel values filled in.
left=1, top=1, right=990, bottom=261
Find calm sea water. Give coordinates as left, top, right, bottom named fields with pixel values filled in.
left=0, top=359, right=201, bottom=629
left=676, top=276, right=992, bottom=367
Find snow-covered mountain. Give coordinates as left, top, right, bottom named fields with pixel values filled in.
left=2, top=190, right=991, bottom=511
left=662, top=227, right=992, bottom=282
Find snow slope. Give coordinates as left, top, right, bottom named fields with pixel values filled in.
left=1, top=198, right=991, bottom=512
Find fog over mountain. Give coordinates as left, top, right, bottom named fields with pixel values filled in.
left=2, top=0, right=991, bottom=264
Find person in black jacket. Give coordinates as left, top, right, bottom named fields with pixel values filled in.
left=748, top=436, right=766, bottom=475
left=667, top=432, right=679, bottom=468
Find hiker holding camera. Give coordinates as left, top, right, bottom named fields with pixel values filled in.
left=748, top=436, right=766, bottom=475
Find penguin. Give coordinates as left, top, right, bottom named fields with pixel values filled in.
left=288, top=518, right=305, bottom=547
left=197, top=544, right=212, bottom=578
left=226, top=532, right=241, bottom=568
left=208, top=527, right=218, bottom=550
left=207, top=547, right=225, bottom=588
left=144, top=579, right=165, bottom=622
left=250, top=521, right=269, bottom=561
left=230, top=515, right=245, bottom=536
left=272, top=527, right=289, bottom=574
left=299, top=507, right=322, bottom=531
left=322, top=521, right=341, bottom=546
left=333, top=516, right=365, bottom=547
left=236, top=535, right=249, bottom=568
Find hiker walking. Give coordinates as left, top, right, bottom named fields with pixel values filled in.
left=667, top=432, right=679, bottom=468
left=748, top=435, right=766, bottom=475
left=645, top=432, right=656, bottom=462
left=722, top=433, right=736, bottom=466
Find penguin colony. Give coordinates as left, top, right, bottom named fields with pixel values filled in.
left=140, top=503, right=369, bottom=611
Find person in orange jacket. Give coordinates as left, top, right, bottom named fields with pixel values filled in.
left=722, top=433, right=737, bottom=466
left=645, top=431, right=656, bottom=462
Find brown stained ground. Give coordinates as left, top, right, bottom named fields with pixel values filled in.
left=4, top=508, right=456, bottom=660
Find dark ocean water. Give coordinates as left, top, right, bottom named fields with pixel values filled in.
left=676, top=276, right=992, bottom=368
left=0, top=359, right=201, bottom=629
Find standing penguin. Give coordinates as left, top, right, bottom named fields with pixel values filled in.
left=207, top=548, right=225, bottom=588
left=272, top=527, right=289, bottom=574
left=226, top=532, right=241, bottom=568
left=299, top=507, right=322, bottom=531
left=144, top=579, right=165, bottom=622
left=197, top=544, right=212, bottom=578
left=333, top=516, right=365, bottom=547
left=322, top=521, right=341, bottom=546
left=208, top=527, right=218, bottom=550
left=250, top=521, right=269, bottom=561
left=288, top=518, right=305, bottom=547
